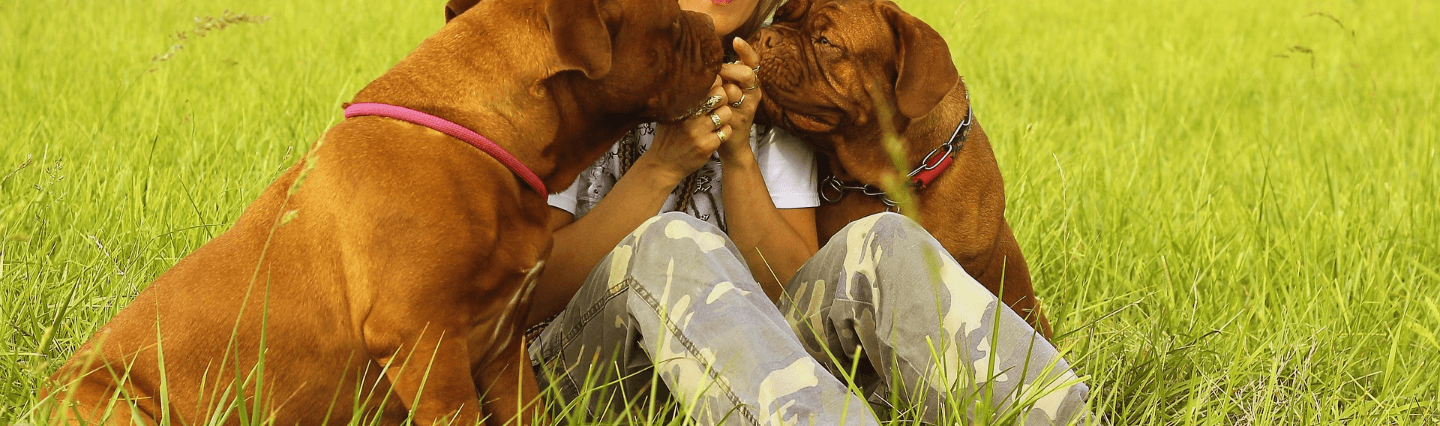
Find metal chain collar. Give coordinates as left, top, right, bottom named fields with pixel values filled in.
left=819, top=96, right=975, bottom=210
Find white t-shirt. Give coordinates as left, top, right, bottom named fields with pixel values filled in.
left=549, top=123, right=819, bottom=232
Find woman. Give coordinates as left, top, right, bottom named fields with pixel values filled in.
left=462, top=0, right=1097, bottom=424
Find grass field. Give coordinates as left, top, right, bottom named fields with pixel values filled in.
left=2, top=0, right=1438, bottom=424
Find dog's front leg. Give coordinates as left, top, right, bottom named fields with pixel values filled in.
left=474, top=337, right=541, bottom=426
left=367, top=321, right=483, bottom=426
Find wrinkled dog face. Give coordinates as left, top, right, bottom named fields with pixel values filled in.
left=448, top=0, right=725, bottom=122
left=598, top=0, right=726, bottom=121
left=749, top=0, right=958, bottom=148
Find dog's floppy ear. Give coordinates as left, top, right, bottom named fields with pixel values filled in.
left=878, top=1, right=959, bottom=119
left=545, top=0, right=613, bottom=79
left=773, top=0, right=815, bottom=24
left=445, top=0, right=481, bottom=22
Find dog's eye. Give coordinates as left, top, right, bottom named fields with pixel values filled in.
left=816, top=36, right=830, bottom=46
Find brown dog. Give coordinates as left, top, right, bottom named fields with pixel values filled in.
left=40, top=0, right=724, bottom=424
left=750, top=0, right=1052, bottom=337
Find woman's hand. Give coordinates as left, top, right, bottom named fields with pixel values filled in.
left=717, top=38, right=763, bottom=159
left=713, top=36, right=820, bottom=299
left=533, top=79, right=734, bottom=324
left=642, top=76, right=734, bottom=185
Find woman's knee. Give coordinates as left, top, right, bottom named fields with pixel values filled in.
left=818, top=212, right=967, bottom=296
left=835, top=212, right=932, bottom=248
left=865, top=211, right=925, bottom=234
left=620, top=212, right=752, bottom=290
left=626, top=212, right=734, bottom=254
left=631, top=211, right=719, bottom=236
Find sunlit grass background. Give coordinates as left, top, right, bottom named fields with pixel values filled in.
left=2, top=0, right=1437, bottom=423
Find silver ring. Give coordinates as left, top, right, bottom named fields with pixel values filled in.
left=730, top=94, right=746, bottom=108
left=700, top=94, right=722, bottom=112
left=753, top=66, right=760, bottom=74
left=710, top=113, right=723, bottom=130
left=716, top=129, right=728, bottom=142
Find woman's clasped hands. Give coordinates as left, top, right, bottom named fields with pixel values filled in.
left=640, top=38, right=765, bottom=185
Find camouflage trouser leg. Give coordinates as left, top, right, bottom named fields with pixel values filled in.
left=781, top=212, right=1091, bottom=425
left=528, top=212, right=880, bottom=426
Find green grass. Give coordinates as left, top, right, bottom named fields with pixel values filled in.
left=2, top=0, right=1437, bottom=424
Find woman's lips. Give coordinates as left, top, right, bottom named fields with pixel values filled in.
left=711, top=0, right=733, bottom=4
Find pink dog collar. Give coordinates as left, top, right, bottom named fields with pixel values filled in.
left=344, top=103, right=547, bottom=196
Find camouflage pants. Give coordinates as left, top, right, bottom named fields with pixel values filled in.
left=528, top=212, right=1089, bottom=425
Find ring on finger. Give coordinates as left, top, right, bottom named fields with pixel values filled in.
left=700, top=94, right=722, bottom=112
left=730, top=94, right=746, bottom=108
left=716, top=129, right=728, bottom=142
left=709, top=113, right=723, bottom=130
